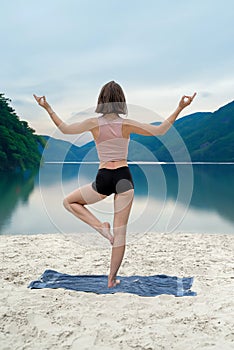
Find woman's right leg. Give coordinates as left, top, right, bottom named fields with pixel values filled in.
left=63, top=183, right=114, bottom=244
left=108, top=189, right=134, bottom=287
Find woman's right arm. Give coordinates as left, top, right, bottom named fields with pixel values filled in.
left=125, top=93, right=196, bottom=136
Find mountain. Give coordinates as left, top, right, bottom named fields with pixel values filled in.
left=40, top=100, right=234, bottom=162
left=40, top=136, right=98, bottom=162
left=128, top=101, right=234, bottom=162
left=172, top=101, right=234, bottom=161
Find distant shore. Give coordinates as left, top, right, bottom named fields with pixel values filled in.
left=0, top=232, right=233, bottom=349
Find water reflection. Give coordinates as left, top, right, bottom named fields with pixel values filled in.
left=162, top=165, right=234, bottom=223
left=192, top=165, right=234, bottom=223
left=0, top=164, right=233, bottom=234
left=0, top=170, right=37, bottom=232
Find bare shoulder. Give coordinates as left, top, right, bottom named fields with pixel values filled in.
left=123, top=118, right=145, bottom=129
left=122, top=118, right=160, bottom=136
left=83, top=117, right=98, bottom=130
left=86, top=117, right=98, bottom=126
left=123, top=118, right=139, bottom=126
left=122, top=118, right=141, bottom=137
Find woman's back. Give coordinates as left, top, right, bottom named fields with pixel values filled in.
left=94, top=115, right=129, bottom=163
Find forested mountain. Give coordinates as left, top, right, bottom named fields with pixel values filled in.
left=144, top=100, right=234, bottom=162
left=0, top=94, right=45, bottom=172
left=41, top=100, right=234, bottom=162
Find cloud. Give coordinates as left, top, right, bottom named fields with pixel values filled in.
left=1, top=0, right=233, bottom=136
left=200, top=92, right=213, bottom=98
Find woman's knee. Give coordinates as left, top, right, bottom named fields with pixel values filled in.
left=113, top=222, right=127, bottom=234
left=63, top=198, right=70, bottom=211
left=113, top=228, right=126, bottom=246
left=63, top=198, right=84, bottom=213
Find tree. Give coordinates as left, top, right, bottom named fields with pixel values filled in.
left=0, top=93, right=45, bottom=172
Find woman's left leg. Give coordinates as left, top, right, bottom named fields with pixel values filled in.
left=108, top=188, right=134, bottom=287
left=63, top=183, right=114, bottom=244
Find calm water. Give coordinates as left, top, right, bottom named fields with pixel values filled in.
left=0, top=163, right=233, bottom=236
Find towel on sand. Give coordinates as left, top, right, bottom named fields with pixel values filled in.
left=28, top=269, right=197, bottom=297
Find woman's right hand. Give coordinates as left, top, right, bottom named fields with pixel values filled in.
left=33, top=94, right=51, bottom=110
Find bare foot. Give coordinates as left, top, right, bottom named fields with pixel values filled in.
left=99, top=222, right=114, bottom=245
left=108, top=274, right=121, bottom=288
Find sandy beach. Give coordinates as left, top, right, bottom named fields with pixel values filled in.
left=0, top=231, right=233, bottom=350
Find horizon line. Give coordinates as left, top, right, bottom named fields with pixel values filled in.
left=44, top=161, right=234, bottom=165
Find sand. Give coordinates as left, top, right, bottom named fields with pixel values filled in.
left=0, top=231, right=233, bottom=350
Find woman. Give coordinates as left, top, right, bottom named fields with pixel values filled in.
left=34, top=81, right=196, bottom=288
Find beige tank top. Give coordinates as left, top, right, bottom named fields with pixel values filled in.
left=95, top=116, right=129, bottom=162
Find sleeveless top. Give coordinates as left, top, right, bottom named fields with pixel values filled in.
left=95, top=115, right=129, bottom=162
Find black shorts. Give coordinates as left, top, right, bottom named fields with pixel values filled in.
left=92, top=166, right=134, bottom=196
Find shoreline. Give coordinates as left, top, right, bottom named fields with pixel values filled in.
left=1, top=232, right=233, bottom=349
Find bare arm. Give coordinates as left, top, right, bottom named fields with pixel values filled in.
left=125, top=93, right=197, bottom=136
left=33, top=94, right=96, bottom=134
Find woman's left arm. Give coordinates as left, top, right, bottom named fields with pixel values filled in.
left=33, top=94, right=96, bottom=134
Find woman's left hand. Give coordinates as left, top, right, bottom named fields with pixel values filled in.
left=178, top=92, right=197, bottom=109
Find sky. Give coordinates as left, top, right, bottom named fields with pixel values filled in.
left=1, top=0, right=234, bottom=142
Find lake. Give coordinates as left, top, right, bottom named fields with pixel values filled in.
left=0, top=163, right=233, bottom=238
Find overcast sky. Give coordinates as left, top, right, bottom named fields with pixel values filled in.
left=1, top=0, right=234, bottom=141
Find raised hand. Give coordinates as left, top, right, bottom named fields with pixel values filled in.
left=33, top=94, right=51, bottom=110
left=179, top=92, right=197, bottom=109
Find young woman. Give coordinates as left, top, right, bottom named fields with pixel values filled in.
left=34, top=81, right=196, bottom=288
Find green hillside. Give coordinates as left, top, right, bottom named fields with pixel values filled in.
left=0, top=94, right=45, bottom=172
left=174, top=101, right=234, bottom=161
left=128, top=101, right=234, bottom=161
